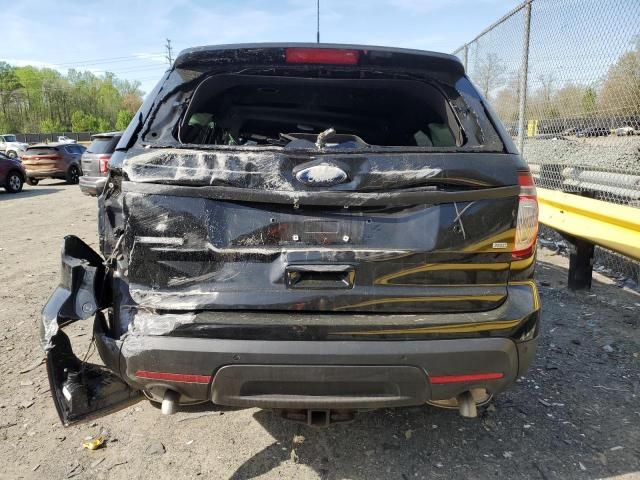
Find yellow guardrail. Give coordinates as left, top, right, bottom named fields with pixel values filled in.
left=537, top=188, right=640, bottom=261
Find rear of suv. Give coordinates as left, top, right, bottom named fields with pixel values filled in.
left=79, top=132, right=122, bottom=196
left=21, top=143, right=85, bottom=185
left=41, top=44, right=540, bottom=427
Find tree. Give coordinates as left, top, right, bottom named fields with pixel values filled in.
left=473, top=53, right=507, bottom=99
left=0, top=62, right=23, bottom=131
left=598, top=47, right=640, bottom=117
left=0, top=63, right=143, bottom=133
left=71, top=111, right=99, bottom=132
left=116, top=110, right=134, bottom=130
left=582, top=88, right=597, bottom=117
left=491, top=72, right=520, bottom=122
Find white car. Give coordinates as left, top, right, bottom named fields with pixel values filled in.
left=57, top=136, right=77, bottom=144
left=615, top=126, right=635, bottom=136
left=0, top=134, right=29, bottom=158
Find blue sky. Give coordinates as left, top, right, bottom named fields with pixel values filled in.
left=1, top=0, right=522, bottom=94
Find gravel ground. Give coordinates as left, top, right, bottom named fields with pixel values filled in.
left=1, top=181, right=639, bottom=480
left=523, top=135, right=640, bottom=171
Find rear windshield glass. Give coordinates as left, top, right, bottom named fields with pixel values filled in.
left=178, top=76, right=461, bottom=148
left=87, top=136, right=119, bottom=154
left=26, top=147, right=58, bottom=155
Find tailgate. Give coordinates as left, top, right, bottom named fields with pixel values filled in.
left=120, top=150, right=519, bottom=313
left=81, top=153, right=101, bottom=177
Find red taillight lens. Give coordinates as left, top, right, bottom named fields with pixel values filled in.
left=135, top=370, right=212, bottom=384
left=285, top=48, right=359, bottom=65
left=98, top=154, right=111, bottom=174
left=513, top=171, right=538, bottom=259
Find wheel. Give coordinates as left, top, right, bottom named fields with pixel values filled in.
left=5, top=171, right=23, bottom=193
left=7, top=151, right=17, bottom=159
left=66, top=165, right=80, bottom=184
left=26, top=178, right=39, bottom=186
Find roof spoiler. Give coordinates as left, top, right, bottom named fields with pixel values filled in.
left=174, top=42, right=465, bottom=75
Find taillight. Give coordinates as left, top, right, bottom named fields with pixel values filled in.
left=98, top=154, right=111, bottom=174
left=285, top=48, right=359, bottom=65
left=512, top=171, right=538, bottom=259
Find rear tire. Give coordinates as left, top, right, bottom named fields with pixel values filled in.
left=26, top=178, right=39, bottom=186
left=7, top=151, right=17, bottom=159
left=66, top=165, right=80, bottom=184
left=5, top=171, right=23, bottom=193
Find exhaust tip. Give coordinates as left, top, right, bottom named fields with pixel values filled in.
left=161, top=390, right=180, bottom=415
left=457, top=391, right=478, bottom=418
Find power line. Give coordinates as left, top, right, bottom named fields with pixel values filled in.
left=35, top=53, right=165, bottom=68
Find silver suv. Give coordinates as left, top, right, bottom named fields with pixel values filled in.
left=79, top=131, right=122, bottom=196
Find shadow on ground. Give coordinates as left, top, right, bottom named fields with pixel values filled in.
left=0, top=187, right=61, bottom=200
left=229, top=257, right=640, bottom=479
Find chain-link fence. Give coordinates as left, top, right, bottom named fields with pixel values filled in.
left=454, top=0, right=640, bottom=286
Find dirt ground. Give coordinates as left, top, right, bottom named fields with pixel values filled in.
left=0, top=180, right=638, bottom=480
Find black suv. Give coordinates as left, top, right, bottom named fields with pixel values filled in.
left=41, top=44, right=540, bottom=426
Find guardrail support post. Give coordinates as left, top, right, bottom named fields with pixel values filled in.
left=565, top=190, right=597, bottom=291
left=568, top=238, right=594, bottom=290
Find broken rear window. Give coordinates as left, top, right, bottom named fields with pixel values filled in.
left=178, top=75, right=462, bottom=148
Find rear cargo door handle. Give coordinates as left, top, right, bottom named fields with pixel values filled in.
left=286, top=265, right=355, bottom=289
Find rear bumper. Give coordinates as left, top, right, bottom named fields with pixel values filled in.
left=27, top=170, right=64, bottom=179
left=40, top=236, right=540, bottom=423
left=79, top=176, right=106, bottom=196
left=112, top=333, right=537, bottom=408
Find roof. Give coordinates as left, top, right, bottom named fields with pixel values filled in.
left=28, top=143, right=63, bottom=148
left=174, top=42, right=464, bottom=75
left=91, top=131, right=123, bottom=138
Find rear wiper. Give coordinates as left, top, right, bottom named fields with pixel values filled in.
left=315, top=128, right=336, bottom=149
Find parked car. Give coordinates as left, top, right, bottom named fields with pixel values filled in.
left=0, top=134, right=29, bottom=158
left=79, top=131, right=122, bottom=196
left=21, top=143, right=86, bottom=185
left=41, top=44, right=540, bottom=426
left=576, top=127, right=610, bottom=137
left=0, top=151, right=26, bottom=193
left=57, top=135, right=77, bottom=144
left=561, top=127, right=580, bottom=136
left=615, top=126, right=634, bottom=136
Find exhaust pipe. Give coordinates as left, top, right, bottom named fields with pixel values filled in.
left=161, top=390, right=180, bottom=415
left=457, top=391, right=478, bottom=418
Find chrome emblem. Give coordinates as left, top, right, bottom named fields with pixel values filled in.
left=295, top=164, right=348, bottom=186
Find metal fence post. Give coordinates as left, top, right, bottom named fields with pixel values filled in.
left=463, top=44, right=469, bottom=72
left=517, top=1, right=532, bottom=155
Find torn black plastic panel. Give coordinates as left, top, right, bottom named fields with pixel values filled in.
left=41, top=236, right=108, bottom=350
left=41, top=236, right=139, bottom=426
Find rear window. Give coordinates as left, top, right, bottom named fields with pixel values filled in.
left=178, top=76, right=461, bottom=148
left=26, top=147, right=59, bottom=155
left=87, top=136, right=120, bottom=154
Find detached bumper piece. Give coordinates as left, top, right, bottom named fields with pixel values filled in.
left=41, top=236, right=139, bottom=426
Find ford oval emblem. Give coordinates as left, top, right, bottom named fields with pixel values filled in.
left=295, top=164, right=348, bottom=186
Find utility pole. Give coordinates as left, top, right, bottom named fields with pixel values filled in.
left=316, top=0, right=320, bottom=43
left=165, top=38, right=174, bottom=65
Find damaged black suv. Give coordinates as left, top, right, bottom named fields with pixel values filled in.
left=42, top=43, right=540, bottom=426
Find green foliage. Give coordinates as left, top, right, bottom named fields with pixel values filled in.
left=41, top=118, right=65, bottom=133
left=71, top=111, right=95, bottom=132
left=582, top=88, right=597, bottom=116
left=115, top=110, right=134, bottom=130
left=0, top=63, right=143, bottom=133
